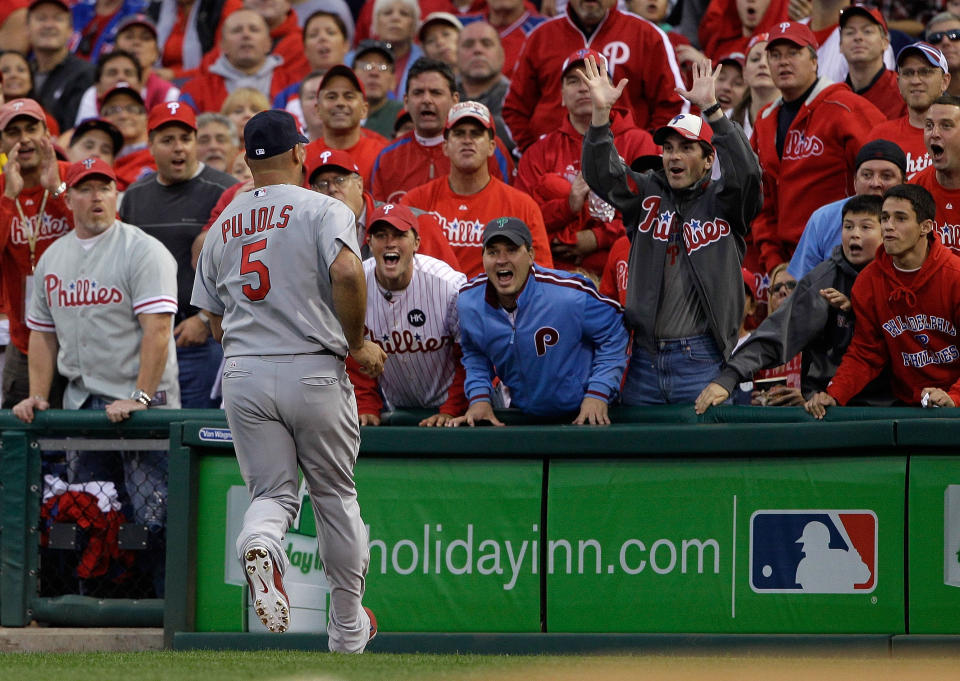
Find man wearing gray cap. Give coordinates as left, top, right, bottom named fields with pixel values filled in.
left=192, top=109, right=384, bottom=651
left=789, top=138, right=907, bottom=279
left=450, top=216, right=628, bottom=426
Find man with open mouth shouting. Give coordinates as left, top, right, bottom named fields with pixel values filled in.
left=582, top=55, right=762, bottom=406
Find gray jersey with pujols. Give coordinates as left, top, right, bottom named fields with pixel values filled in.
left=25, top=221, right=180, bottom=410
left=191, top=184, right=361, bottom=358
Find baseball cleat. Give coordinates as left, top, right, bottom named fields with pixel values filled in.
left=364, top=606, right=377, bottom=644
left=244, top=546, right=290, bottom=633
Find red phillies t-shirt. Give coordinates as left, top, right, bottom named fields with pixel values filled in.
left=870, top=116, right=929, bottom=179
left=600, top=235, right=630, bottom=307
left=402, top=177, right=552, bottom=277
left=911, top=166, right=960, bottom=255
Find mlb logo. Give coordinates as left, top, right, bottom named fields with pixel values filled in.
left=749, top=510, right=877, bottom=594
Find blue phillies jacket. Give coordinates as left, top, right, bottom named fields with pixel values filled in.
left=457, top=265, right=629, bottom=416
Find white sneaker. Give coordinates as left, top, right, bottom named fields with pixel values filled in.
left=244, top=545, right=290, bottom=633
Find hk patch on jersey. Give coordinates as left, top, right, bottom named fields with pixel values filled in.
left=749, top=510, right=877, bottom=593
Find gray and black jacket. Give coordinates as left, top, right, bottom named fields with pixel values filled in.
left=582, top=115, right=762, bottom=358
left=715, top=245, right=893, bottom=404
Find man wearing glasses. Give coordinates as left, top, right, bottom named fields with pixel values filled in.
left=352, top=40, right=403, bottom=140
left=869, top=42, right=950, bottom=180
left=100, top=83, right=156, bottom=190
left=926, top=11, right=960, bottom=97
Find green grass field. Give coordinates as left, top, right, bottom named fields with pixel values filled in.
left=1, top=651, right=959, bottom=681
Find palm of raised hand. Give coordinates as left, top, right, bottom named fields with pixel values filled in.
left=574, top=55, right=627, bottom=110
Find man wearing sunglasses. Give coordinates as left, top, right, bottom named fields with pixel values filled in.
left=926, top=12, right=960, bottom=96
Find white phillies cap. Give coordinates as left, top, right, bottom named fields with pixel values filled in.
left=444, top=100, right=494, bottom=132
left=653, top=113, right=714, bottom=148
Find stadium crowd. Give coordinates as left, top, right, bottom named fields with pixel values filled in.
left=4, top=0, right=960, bottom=592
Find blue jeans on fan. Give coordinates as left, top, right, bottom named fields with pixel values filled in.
left=176, top=335, right=223, bottom=409
left=621, top=334, right=724, bottom=405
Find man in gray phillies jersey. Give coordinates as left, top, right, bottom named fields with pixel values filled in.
left=191, top=110, right=386, bottom=651
left=12, top=158, right=178, bottom=587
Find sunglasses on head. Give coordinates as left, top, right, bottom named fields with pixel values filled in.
left=928, top=29, right=960, bottom=43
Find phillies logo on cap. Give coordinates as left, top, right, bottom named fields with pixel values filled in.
left=167, top=102, right=180, bottom=114
left=82, top=158, right=96, bottom=169
left=496, top=217, right=508, bottom=229
left=12, top=101, right=24, bottom=111
left=779, top=21, right=790, bottom=31
left=383, top=204, right=395, bottom=214
left=320, top=150, right=332, bottom=164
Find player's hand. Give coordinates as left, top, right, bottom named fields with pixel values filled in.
left=804, top=391, right=836, bottom=420
left=446, top=401, right=504, bottom=427
left=573, top=396, right=610, bottom=425
left=37, top=135, right=61, bottom=194
left=922, top=387, right=956, bottom=408
left=12, top=395, right=49, bottom=423
left=419, top=412, right=454, bottom=427
left=105, top=398, right=147, bottom=423
left=174, top=314, right=211, bottom=347
left=765, top=384, right=805, bottom=407
left=573, top=55, right=628, bottom=123
left=819, top=287, right=851, bottom=311
left=350, top=340, right=387, bottom=378
left=4, top=143, right=23, bottom=198
left=568, top=172, right=590, bottom=214
left=694, top=381, right=730, bottom=414
left=359, top=413, right=381, bottom=426
left=676, top=58, right=722, bottom=112
left=788, top=0, right=812, bottom=20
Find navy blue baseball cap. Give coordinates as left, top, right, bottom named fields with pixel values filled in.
left=244, top=110, right=308, bottom=160
left=482, top=217, right=532, bottom=248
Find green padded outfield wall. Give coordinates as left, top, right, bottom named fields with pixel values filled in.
left=546, top=457, right=905, bottom=633
left=193, top=453, right=542, bottom=632
left=908, top=456, right=960, bottom=633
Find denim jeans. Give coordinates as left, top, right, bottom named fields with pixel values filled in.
left=621, top=334, right=724, bottom=405
left=177, top=336, right=223, bottom=409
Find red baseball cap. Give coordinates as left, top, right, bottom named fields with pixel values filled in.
left=746, top=32, right=770, bottom=54
left=766, top=21, right=820, bottom=50
left=368, top=203, right=418, bottom=233
left=148, top=101, right=197, bottom=132
left=561, top=48, right=610, bottom=77
left=66, top=157, right=118, bottom=188
left=653, top=113, right=714, bottom=147
left=0, top=98, right=47, bottom=130
left=444, top=100, right=494, bottom=132
left=317, top=64, right=366, bottom=98
left=839, top=4, right=888, bottom=32
left=306, top=148, right=360, bottom=184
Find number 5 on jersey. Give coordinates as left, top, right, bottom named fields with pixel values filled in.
left=241, top=238, right=271, bottom=301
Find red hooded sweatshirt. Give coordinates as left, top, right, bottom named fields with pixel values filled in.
left=827, top=237, right=960, bottom=406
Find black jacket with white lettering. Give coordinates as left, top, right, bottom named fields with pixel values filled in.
left=582, top=115, right=762, bottom=357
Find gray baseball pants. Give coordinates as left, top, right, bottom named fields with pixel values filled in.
left=222, top=353, right=371, bottom=653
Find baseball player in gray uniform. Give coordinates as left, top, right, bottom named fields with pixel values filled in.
left=13, top=157, right=179, bottom=534
left=191, top=110, right=386, bottom=652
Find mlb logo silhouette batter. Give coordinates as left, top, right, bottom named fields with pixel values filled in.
left=750, top=510, right=877, bottom=593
